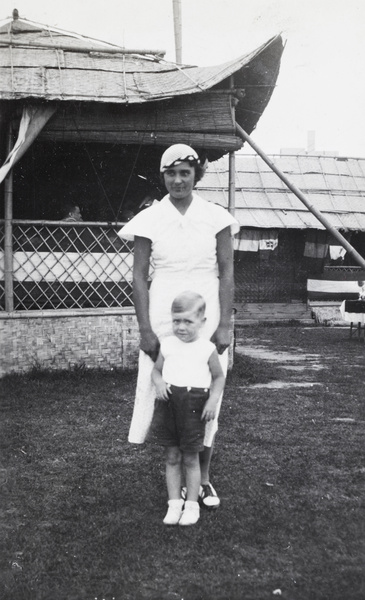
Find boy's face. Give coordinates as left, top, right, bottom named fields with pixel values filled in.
left=172, top=308, right=205, bottom=343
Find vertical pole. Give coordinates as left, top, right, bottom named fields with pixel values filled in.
left=4, top=122, right=14, bottom=312
left=228, top=75, right=236, bottom=216
left=172, top=0, right=182, bottom=65
left=228, top=152, right=235, bottom=217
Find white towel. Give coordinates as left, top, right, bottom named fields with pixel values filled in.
left=259, top=230, right=278, bottom=251
left=329, top=246, right=346, bottom=260
left=234, top=230, right=260, bottom=252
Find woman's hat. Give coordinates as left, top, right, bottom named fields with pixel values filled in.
left=160, top=144, right=200, bottom=172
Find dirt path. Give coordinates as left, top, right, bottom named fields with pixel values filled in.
left=235, top=334, right=325, bottom=388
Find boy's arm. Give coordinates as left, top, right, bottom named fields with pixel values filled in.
left=151, top=351, right=170, bottom=400
left=202, top=350, right=226, bottom=422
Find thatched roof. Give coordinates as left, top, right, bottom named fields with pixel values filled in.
left=197, top=154, right=365, bottom=230
left=0, top=13, right=283, bottom=158
left=0, top=14, right=282, bottom=103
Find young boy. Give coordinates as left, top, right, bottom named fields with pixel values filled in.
left=150, top=290, right=226, bottom=526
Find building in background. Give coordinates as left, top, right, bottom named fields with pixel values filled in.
left=0, top=11, right=283, bottom=376
left=197, top=153, right=365, bottom=315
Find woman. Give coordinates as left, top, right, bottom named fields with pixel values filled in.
left=118, top=144, right=239, bottom=508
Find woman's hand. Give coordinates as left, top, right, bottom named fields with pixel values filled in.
left=140, top=329, right=160, bottom=362
left=155, top=381, right=171, bottom=401
left=211, top=325, right=231, bottom=355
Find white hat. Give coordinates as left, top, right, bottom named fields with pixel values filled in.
left=160, top=144, right=200, bottom=172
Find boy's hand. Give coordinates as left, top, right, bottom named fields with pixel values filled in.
left=155, top=381, right=171, bottom=401
left=202, top=398, right=217, bottom=422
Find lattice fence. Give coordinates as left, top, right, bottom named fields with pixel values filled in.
left=0, top=221, right=135, bottom=311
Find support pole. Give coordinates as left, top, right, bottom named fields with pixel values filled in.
left=228, top=75, right=236, bottom=216
left=235, top=123, right=365, bottom=270
left=4, top=123, right=14, bottom=312
left=228, top=151, right=235, bottom=217
left=0, top=39, right=166, bottom=57
left=172, top=0, right=182, bottom=65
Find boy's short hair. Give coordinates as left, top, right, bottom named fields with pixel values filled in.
left=171, top=291, right=206, bottom=317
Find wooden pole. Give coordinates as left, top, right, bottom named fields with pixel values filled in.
left=235, top=123, right=365, bottom=270
left=0, top=39, right=165, bottom=57
left=4, top=122, right=14, bottom=312
left=172, top=0, right=182, bottom=65
left=228, top=76, right=236, bottom=216
left=228, top=152, right=235, bottom=217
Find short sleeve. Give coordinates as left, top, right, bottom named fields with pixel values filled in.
left=117, top=205, right=159, bottom=242
left=207, top=201, right=240, bottom=236
left=219, top=208, right=240, bottom=236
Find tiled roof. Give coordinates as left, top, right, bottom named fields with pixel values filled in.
left=197, top=154, right=365, bottom=230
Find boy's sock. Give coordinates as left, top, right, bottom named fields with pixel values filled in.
left=163, top=499, right=184, bottom=525
left=179, top=500, right=200, bottom=526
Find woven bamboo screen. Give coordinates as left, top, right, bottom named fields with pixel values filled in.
left=38, top=93, right=242, bottom=151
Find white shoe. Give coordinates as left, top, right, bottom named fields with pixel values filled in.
left=163, top=499, right=184, bottom=525
left=179, top=501, right=200, bottom=526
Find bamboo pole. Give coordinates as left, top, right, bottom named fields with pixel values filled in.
left=228, top=151, right=235, bottom=217
left=4, top=123, right=14, bottom=312
left=235, top=123, right=365, bottom=270
left=172, top=0, right=182, bottom=65
left=0, top=39, right=165, bottom=57
left=228, top=76, right=236, bottom=216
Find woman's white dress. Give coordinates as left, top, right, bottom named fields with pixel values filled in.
left=118, top=192, right=239, bottom=446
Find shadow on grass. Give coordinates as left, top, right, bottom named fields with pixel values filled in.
left=228, top=353, right=283, bottom=385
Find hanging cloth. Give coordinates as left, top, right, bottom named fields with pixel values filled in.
left=259, top=229, right=278, bottom=251
left=303, top=230, right=328, bottom=258
left=234, top=229, right=278, bottom=252
left=329, top=246, right=347, bottom=261
left=234, top=229, right=260, bottom=252
left=0, top=104, right=57, bottom=184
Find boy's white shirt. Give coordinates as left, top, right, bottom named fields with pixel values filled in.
left=160, top=335, right=216, bottom=388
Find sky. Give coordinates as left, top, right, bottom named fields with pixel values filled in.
left=1, top=0, right=365, bottom=158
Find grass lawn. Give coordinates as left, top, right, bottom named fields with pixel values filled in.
left=1, top=325, right=364, bottom=600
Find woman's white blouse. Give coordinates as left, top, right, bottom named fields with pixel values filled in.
left=118, top=193, right=239, bottom=279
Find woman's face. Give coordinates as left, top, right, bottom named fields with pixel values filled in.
left=163, top=161, right=195, bottom=201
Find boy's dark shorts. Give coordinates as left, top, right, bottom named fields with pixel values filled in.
left=148, top=384, right=210, bottom=452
